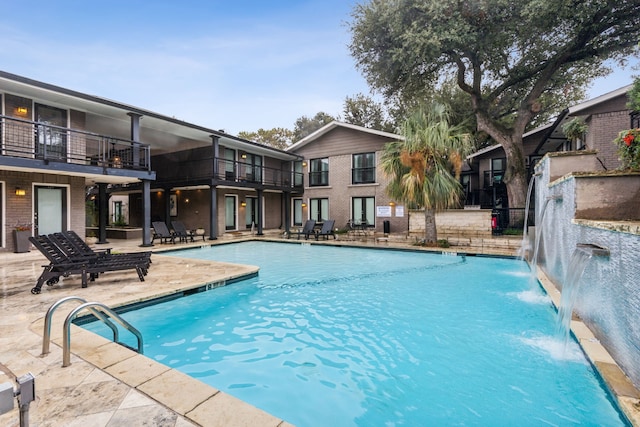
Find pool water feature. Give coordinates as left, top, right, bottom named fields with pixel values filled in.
left=83, top=242, right=628, bottom=426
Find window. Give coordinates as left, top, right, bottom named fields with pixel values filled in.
left=352, top=197, right=374, bottom=226
left=35, top=103, right=67, bottom=160
left=309, top=158, right=329, bottom=186
left=293, top=161, right=304, bottom=187
left=292, top=198, right=303, bottom=226
left=241, top=153, right=262, bottom=183
left=310, top=198, right=328, bottom=222
left=352, top=153, right=375, bottom=184
left=491, top=158, right=505, bottom=184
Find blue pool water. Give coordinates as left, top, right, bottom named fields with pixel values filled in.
left=84, top=242, right=627, bottom=426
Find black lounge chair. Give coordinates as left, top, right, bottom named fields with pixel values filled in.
left=316, top=220, right=337, bottom=240
left=291, top=220, right=316, bottom=240
left=29, top=234, right=148, bottom=294
left=152, top=221, right=175, bottom=244
left=52, top=231, right=151, bottom=265
left=171, top=221, right=195, bottom=243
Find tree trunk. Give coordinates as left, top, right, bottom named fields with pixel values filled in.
left=475, top=115, right=529, bottom=210
left=424, top=208, right=437, bottom=244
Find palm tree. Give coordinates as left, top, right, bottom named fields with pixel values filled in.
left=381, top=103, right=473, bottom=244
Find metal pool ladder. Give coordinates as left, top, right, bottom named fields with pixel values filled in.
left=42, top=296, right=144, bottom=367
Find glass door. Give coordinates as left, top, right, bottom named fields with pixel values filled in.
left=35, top=104, right=68, bottom=161
left=35, top=186, right=67, bottom=235
left=245, top=197, right=258, bottom=229
left=225, top=195, right=237, bottom=231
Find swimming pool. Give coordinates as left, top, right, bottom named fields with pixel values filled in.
left=84, top=242, right=628, bottom=426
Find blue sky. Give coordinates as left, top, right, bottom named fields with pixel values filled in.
left=0, top=0, right=637, bottom=135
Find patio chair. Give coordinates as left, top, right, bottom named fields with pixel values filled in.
left=152, top=221, right=175, bottom=244
left=291, top=220, right=316, bottom=240
left=52, top=231, right=151, bottom=265
left=315, top=220, right=336, bottom=240
left=171, top=221, right=195, bottom=243
left=29, top=234, right=148, bottom=294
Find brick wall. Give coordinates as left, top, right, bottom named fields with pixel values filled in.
left=587, top=110, right=629, bottom=170
left=1, top=171, right=85, bottom=252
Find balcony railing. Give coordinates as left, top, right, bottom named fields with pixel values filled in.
left=352, top=167, right=375, bottom=184
left=155, top=155, right=303, bottom=190
left=0, top=115, right=151, bottom=172
left=215, top=158, right=301, bottom=188
left=309, top=170, right=329, bottom=186
left=483, top=170, right=504, bottom=188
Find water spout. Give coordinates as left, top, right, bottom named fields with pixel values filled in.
left=556, top=244, right=609, bottom=345
left=530, top=194, right=563, bottom=272
left=518, top=175, right=537, bottom=261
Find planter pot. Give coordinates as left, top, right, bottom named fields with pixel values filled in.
left=13, top=230, right=31, bottom=253
left=85, top=236, right=98, bottom=245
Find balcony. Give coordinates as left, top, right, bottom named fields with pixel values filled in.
left=153, top=149, right=303, bottom=192
left=0, top=115, right=151, bottom=173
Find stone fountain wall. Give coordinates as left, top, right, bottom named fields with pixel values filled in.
left=534, top=153, right=640, bottom=388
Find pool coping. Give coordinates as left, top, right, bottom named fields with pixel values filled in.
left=537, top=269, right=640, bottom=426
left=10, top=236, right=639, bottom=426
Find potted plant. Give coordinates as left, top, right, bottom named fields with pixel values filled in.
left=613, top=128, right=640, bottom=170
left=13, top=222, right=32, bottom=253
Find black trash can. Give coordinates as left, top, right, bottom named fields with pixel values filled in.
left=383, top=220, right=390, bottom=234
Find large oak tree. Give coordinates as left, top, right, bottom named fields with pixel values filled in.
left=349, top=0, right=640, bottom=209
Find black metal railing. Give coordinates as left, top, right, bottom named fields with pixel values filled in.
left=309, top=170, right=329, bottom=186
left=352, top=167, right=375, bottom=184
left=155, top=155, right=303, bottom=190
left=0, top=115, right=151, bottom=171
left=483, top=170, right=504, bottom=188
left=492, top=207, right=535, bottom=232
left=215, top=158, right=302, bottom=188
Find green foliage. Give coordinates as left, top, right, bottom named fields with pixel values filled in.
left=343, top=93, right=395, bottom=132
left=350, top=0, right=640, bottom=207
left=437, top=239, right=450, bottom=248
left=237, top=128, right=294, bottom=150
left=613, top=128, right=640, bottom=170
left=627, top=77, right=640, bottom=112
left=381, top=102, right=474, bottom=242
left=561, top=118, right=587, bottom=143
left=502, top=228, right=523, bottom=236
left=293, top=112, right=337, bottom=141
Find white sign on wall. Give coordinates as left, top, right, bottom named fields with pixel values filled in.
left=376, top=206, right=392, bottom=217
left=395, top=206, right=404, bottom=217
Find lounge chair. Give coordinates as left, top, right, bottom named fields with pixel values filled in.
left=315, top=220, right=336, bottom=240
left=171, top=221, right=195, bottom=243
left=52, top=231, right=151, bottom=265
left=29, top=234, right=148, bottom=294
left=152, top=221, right=175, bottom=244
left=291, top=220, right=316, bottom=240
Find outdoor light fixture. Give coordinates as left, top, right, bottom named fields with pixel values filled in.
left=15, top=187, right=26, bottom=196
left=302, top=161, right=307, bottom=167
left=301, top=203, right=307, bottom=208
left=389, top=201, right=396, bottom=206
left=241, top=153, right=247, bottom=159
left=16, top=107, right=28, bottom=115
left=241, top=201, right=247, bottom=207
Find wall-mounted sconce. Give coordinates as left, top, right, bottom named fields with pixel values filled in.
left=15, top=187, right=26, bottom=196
left=185, top=198, right=190, bottom=204
left=389, top=201, right=396, bottom=207
left=301, top=161, right=307, bottom=167
left=16, top=107, right=28, bottom=115
left=301, top=202, right=307, bottom=208
left=241, top=201, right=247, bottom=207
left=241, top=153, right=247, bottom=159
